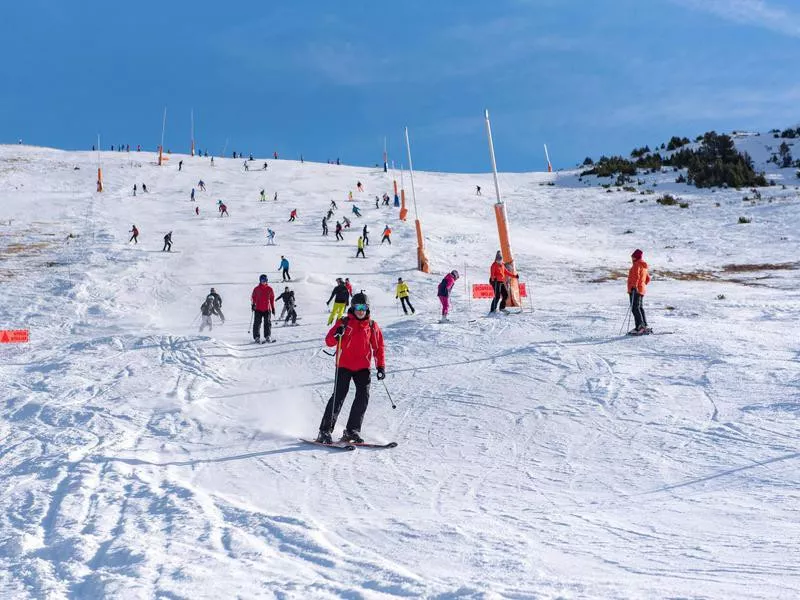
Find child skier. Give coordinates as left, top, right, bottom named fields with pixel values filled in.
left=199, top=296, right=215, bottom=332
left=344, top=278, right=353, bottom=296
left=251, top=274, right=276, bottom=343
left=627, top=249, right=652, bottom=335
left=207, top=287, right=225, bottom=322
left=437, top=270, right=459, bottom=322
left=396, top=277, right=415, bottom=315
left=315, top=291, right=386, bottom=444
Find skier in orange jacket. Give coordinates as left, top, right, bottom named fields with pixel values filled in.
left=489, top=252, right=519, bottom=313
left=627, top=248, right=651, bottom=334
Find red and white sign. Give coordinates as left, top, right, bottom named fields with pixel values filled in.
left=0, top=329, right=29, bottom=343
left=472, top=283, right=527, bottom=299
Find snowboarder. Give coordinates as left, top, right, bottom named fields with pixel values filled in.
left=437, top=270, right=459, bottom=321
left=326, top=278, right=351, bottom=325
left=199, top=295, right=215, bottom=332
left=489, top=253, right=519, bottom=314
left=356, top=236, right=366, bottom=258
left=251, top=274, right=276, bottom=343
left=129, top=225, right=139, bottom=244
left=207, top=287, right=225, bottom=322
left=322, top=216, right=329, bottom=236
left=288, top=209, right=297, bottom=222
left=266, top=228, right=276, bottom=245
left=342, top=216, right=351, bottom=229
left=396, top=277, right=415, bottom=315
left=276, top=287, right=298, bottom=325
left=315, top=291, right=386, bottom=445
left=162, top=231, right=173, bottom=252
left=278, top=255, right=291, bottom=281
left=627, top=249, right=651, bottom=335
left=362, top=224, right=369, bottom=245
left=219, top=203, right=229, bottom=217
left=352, top=205, right=362, bottom=217
left=381, top=225, right=392, bottom=245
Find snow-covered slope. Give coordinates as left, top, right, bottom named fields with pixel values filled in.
left=1, top=143, right=799, bottom=599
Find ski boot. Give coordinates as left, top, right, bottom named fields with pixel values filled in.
left=315, top=430, right=333, bottom=445
left=341, top=429, right=364, bottom=444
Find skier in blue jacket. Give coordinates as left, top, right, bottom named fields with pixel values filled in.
left=278, top=255, right=291, bottom=281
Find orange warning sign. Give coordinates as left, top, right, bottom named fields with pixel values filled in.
left=472, top=283, right=527, bottom=299
left=0, top=329, right=29, bottom=343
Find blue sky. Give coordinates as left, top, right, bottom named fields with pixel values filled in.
left=1, top=0, right=799, bottom=172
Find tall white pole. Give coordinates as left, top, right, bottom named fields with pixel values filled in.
left=484, top=109, right=502, bottom=205
left=404, top=127, right=420, bottom=217
left=191, top=109, right=195, bottom=156
left=160, top=107, right=167, bottom=152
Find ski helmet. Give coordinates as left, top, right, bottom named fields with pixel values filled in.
left=259, top=274, right=268, bottom=283
left=351, top=291, right=369, bottom=308
left=451, top=270, right=460, bottom=279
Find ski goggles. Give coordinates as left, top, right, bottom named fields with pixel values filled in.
left=353, top=304, right=368, bottom=311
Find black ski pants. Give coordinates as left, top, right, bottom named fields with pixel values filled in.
left=629, top=290, right=647, bottom=329
left=285, top=307, right=297, bottom=325
left=381, top=235, right=391, bottom=245
left=281, top=268, right=291, bottom=281
left=319, top=367, right=371, bottom=434
left=399, top=297, right=414, bottom=314
left=162, top=240, right=172, bottom=252
left=356, top=248, right=365, bottom=258
left=336, top=231, right=344, bottom=241
left=490, top=281, right=508, bottom=312
left=253, top=310, right=272, bottom=340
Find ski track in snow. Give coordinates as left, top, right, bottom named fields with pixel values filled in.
left=1, top=145, right=799, bottom=598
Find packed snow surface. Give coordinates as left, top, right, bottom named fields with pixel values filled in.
left=1, top=143, right=799, bottom=599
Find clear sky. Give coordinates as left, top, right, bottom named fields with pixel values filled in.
left=1, top=0, right=798, bottom=172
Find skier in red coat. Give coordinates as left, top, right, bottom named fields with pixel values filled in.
left=316, top=291, right=386, bottom=444
left=251, top=274, right=276, bottom=343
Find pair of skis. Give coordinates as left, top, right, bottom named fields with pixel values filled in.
left=300, top=439, right=397, bottom=452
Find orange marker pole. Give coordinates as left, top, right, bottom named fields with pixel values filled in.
left=97, top=167, right=103, bottom=192
left=485, top=109, right=521, bottom=307
left=404, top=127, right=430, bottom=273
left=399, top=164, right=408, bottom=221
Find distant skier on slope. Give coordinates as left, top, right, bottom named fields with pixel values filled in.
left=277, top=287, right=298, bottom=325
left=207, top=287, right=225, bottom=322
left=288, top=209, right=298, bottom=222
left=396, top=277, right=415, bottom=315
left=266, top=228, right=276, bottom=245
left=278, top=255, right=291, bottom=281
left=219, top=202, right=229, bottom=217
left=356, top=236, right=366, bottom=258
left=437, top=270, right=459, bottom=322
left=362, top=224, right=369, bottom=245
left=322, top=216, right=329, bottom=236
left=129, top=225, right=139, bottom=244
left=335, top=221, right=343, bottom=241
left=352, top=205, right=362, bottom=217
left=627, top=249, right=652, bottom=335
left=199, top=296, right=215, bottom=332
left=251, top=274, right=276, bottom=343
left=162, top=231, right=173, bottom=252
left=326, top=278, right=351, bottom=325
left=315, top=291, right=386, bottom=445
left=381, top=225, right=392, bottom=245
left=344, top=278, right=353, bottom=296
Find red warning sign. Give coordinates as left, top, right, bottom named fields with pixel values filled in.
left=472, top=283, right=527, bottom=299
left=0, top=329, right=29, bottom=343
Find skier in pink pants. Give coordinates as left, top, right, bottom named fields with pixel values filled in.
left=436, top=270, right=459, bottom=322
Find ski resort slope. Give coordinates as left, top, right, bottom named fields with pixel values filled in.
left=1, top=144, right=799, bottom=599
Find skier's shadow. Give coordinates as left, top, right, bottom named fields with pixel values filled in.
left=92, top=443, right=337, bottom=468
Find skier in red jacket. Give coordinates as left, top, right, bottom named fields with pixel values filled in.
left=316, top=291, right=386, bottom=444
left=251, top=274, right=276, bottom=343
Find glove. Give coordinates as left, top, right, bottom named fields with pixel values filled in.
left=333, top=325, right=346, bottom=339
left=376, top=367, right=386, bottom=380
left=251, top=304, right=256, bottom=312
left=272, top=311, right=276, bottom=316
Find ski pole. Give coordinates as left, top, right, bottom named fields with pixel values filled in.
left=191, top=312, right=201, bottom=325
left=381, top=378, right=397, bottom=409
left=619, top=293, right=633, bottom=335
left=324, top=336, right=344, bottom=430
left=248, top=309, right=254, bottom=334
